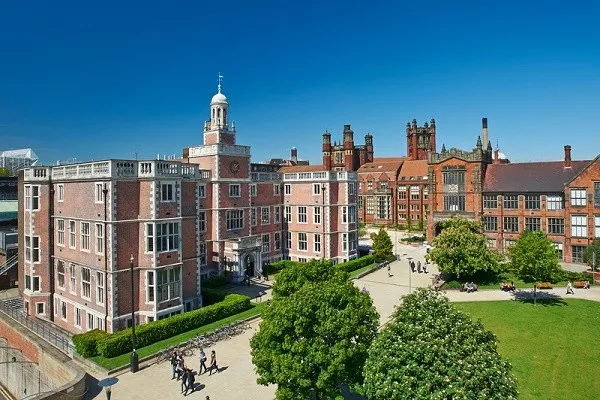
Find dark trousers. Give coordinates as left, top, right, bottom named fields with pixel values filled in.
left=181, top=376, right=188, bottom=392
left=199, top=359, right=207, bottom=374
left=172, top=364, right=177, bottom=379
left=209, top=362, right=218, bottom=375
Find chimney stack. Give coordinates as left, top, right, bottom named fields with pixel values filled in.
left=291, top=147, right=298, bottom=163
left=482, top=118, right=488, bottom=151
left=564, top=145, right=572, bottom=168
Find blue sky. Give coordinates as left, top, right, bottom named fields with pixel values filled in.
left=1, top=0, right=599, bottom=165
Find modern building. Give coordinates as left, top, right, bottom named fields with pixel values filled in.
left=0, top=177, right=18, bottom=289
left=0, top=149, right=39, bottom=176
left=19, top=80, right=358, bottom=334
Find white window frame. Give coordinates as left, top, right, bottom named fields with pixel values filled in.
left=546, top=194, right=564, bottom=210
left=284, top=184, right=291, bottom=195
left=199, top=211, right=206, bottom=232
left=61, top=301, right=67, bottom=320
left=95, top=183, right=104, bottom=204
left=80, top=222, right=91, bottom=252
left=160, top=183, right=174, bottom=202
left=25, top=185, right=31, bottom=210
left=199, top=242, right=207, bottom=266
left=57, top=219, right=65, bottom=246
left=81, top=267, right=91, bottom=300
left=75, top=307, right=82, bottom=328
left=286, top=232, right=292, bottom=249
left=32, top=276, right=40, bottom=292
left=250, top=184, right=257, bottom=197
left=145, top=223, right=154, bottom=252
left=251, top=208, right=257, bottom=227
left=226, top=210, right=244, bottom=230
left=36, top=302, right=45, bottom=316
left=313, top=183, right=321, bottom=195
left=25, top=236, right=40, bottom=263
left=298, top=232, right=308, bottom=251
left=342, top=233, right=348, bottom=252
left=95, top=223, right=104, bottom=254
left=156, top=222, right=180, bottom=252
left=146, top=270, right=155, bottom=303
left=57, top=184, right=64, bottom=202
left=56, top=261, right=65, bottom=289
left=298, top=206, right=307, bottom=224
left=273, top=184, right=281, bottom=195
left=229, top=184, right=241, bottom=198
left=570, top=215, right=587, bottom=238
left=349, top=205, right=357, bottom=223
left=156, top=266, right=181, bottom=302
left=198, top=184, right=206, bottom=198
left=274, top=206, right=281, bottom=223
left=314, top=206, right=321, bottom=224
left=314, top=234, right=321, bottom=253
left=261, top=207, right=270, bottom=225
left=87, top=313, right=94, bottom=331
left=26, top=185, right=39, bottom=210
left=274, top=232, right=281, bottom=251
left=69, top=263, right=76, bottom=294
left=69, top=220, right=76, bottom=248
left=570, top=189, right=587, bottom=206
left=262, top=234, right=270, bottom=253
left=595, top=216, right=600, bottom=238
left=285, top=206, right=292, bottom=222
left=349, top=182, right=355, bottom=195
left=96, top=271, right=105, bottom=305
left=342, top=206, right=348, bottom=223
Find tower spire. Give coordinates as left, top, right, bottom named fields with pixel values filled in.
left=217, top=72, right=223, bottom=93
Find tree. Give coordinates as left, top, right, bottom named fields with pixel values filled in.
left=0, top=167, right=11, bottom=177
left=363, top=288, right=518, bottom=400
left=508, top=230, right=563, bottom=304
left=426, top=217, right=502, bottom=277
left=358, top=221, right=368, bottom=238
left=583, top=238, right=600, bottom=272
left=371, top=228, right=394, bottom=263
left=251, top=279, right=379, bottom=399
left=272, top=259, right=348, bottom=298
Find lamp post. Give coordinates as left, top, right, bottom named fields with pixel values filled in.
left=129, top=254, right=138, bottom=373
left=407, top=256, right=413, bottom=294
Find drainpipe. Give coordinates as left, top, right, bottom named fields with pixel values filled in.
left=48, top=175, right=55, bottom=322
left=103, top=183, right=109, bottom=332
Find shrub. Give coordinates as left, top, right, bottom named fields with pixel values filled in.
left=264, top=260, right=302, bottom=275
left=401, top=235, right=425, bottom=243
left=72, top=329, right=109, bottom=358
left=201, top=274, right=228, bottom=289
left=201, top=288, right=227, bottom=306
left=95, top=294, right=251, bottom=358
left=336, top=255, right=374, bottom=273
left=536, top=282, right=553, bottom=289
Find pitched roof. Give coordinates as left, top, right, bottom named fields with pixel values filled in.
left=399, top=160, right=428, bottom=180
left=483, top=161, right=592, bottom=193
left=357, top=158, right=405, bottom=174
left=278, top=165, right=326, bottom=173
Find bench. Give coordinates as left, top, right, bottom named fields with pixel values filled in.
left=536, top=282, right=553, bottom=289
left=574, top=281, right=590, bottom=289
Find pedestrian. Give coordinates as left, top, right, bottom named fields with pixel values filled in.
left=181, top=368, right=190, bottom=394
left=566, top=281, right=574, bottom=295
left=209, top=350, right=219, bottom=375
left=423, top=262, right=428, bottom=274
left=199, top=348, right=208, bottom=374
left=417, top=261, right=422, bottom=273
left=176, top=354, right=185, bottom=380
left=387, top=264, right=391, bottom=278
left=170, top=350, right=179, bottom=380
left=410, top=261, right=415, bottom=272
left=184, top=369, right=196, bottom=396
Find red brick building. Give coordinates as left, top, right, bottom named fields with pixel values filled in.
left=19, top=81, right=357, bottom=334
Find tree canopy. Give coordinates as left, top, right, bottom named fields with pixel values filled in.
left=371, top=228, right=394, bottom=263
left=0, top=167, right=11, bottom=177
left=251, top=278, right=379, bottom=399
left=427, top=217, right=502, bottom=277
left=508, top=230, right=563, bottom=284
left=271, top=259, right=348, bottom=298
left=358, top=221, right=368, bottom=238
left=363, top=288, right=518, bottom=400
left=583, top=238, right=600, bottom=271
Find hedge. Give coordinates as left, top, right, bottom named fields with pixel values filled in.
left=72, top=329, right=109, bottom=358
left=80, top=294, right=250, bottom=359
left=336, top=255, right=375, bottom=273
left=264, top=260, right=302, bottom=275
left=201, top=288, right=227, bottom=306
left=201, top=274, right=228, bottom=289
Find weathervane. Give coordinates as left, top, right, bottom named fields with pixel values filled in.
left=217, top=72, right=223, bottom=93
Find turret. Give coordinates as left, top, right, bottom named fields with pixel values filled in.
left=365, top=133, right=374, bottom=163
left=322, top=130, right=332, bottom=170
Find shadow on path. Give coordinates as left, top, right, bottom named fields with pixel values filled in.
left=512, top=290, right=568, bottom=306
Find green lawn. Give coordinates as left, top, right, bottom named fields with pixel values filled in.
left=348, top=263, right=377, bottom=279
left=455, top=299, right=600, bottom=400
left=442, top=269, right=596, bottom=290
left=90, top=303, right=265, bottom=371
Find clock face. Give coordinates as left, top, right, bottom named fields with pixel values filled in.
left=230, top=161, right=240, bottom=173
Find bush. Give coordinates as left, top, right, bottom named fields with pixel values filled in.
left=264, top=260, right=302, bottom=275
left=563, top=271, right=593, bottom=282
left=336, top=255, right=374, bottom=273
left=201, top=288, right=227, bottom=306
left=73, top=329, right=109, bottom=358
left=401, top=235, right=425, bottom=243
left=201, top=274, right=228, bottom=289
left=95, top=294, right=251, bottom=358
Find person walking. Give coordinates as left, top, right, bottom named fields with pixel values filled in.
left=423, top=262, right=428, bottom=274
left=566, top=281, right=575, bottom=295
left=417, top=261, right=422, bottom=273
left=199, top=348, right=208, bottom=374
left=181, top=368, right=190, bottom=394
left=209, top=350, right=219, bottom=375
left=176, top=354, right=185, bottom=380
left=170, top=351, right=179, bottom=380
left=184, top=369, right=196, bottom=396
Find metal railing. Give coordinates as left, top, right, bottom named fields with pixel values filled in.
left=0, top=302, right=74, bottom=357
left=0, top=254, right=18, bottom=276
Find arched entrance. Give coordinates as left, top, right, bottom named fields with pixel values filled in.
left=244, top=253, right=255, bottom=277
left=434, top=222, right=444, bottom=237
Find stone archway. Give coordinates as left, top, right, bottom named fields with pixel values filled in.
left=434, top=222, right=444, bottom=237
left=244, top=253, right=255, bottom=277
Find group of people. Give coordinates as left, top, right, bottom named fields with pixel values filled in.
left=409, top=260, right=428, bottom=274
left=170, top=349, right=220, bottom=396
left=500, top=281, right=516, bottom=292
left=459, top=282, right=478, bottom=293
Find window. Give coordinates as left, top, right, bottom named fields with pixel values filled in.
left=380, top=181, right=388, bottom=190
left=25, top=185, right=39, bottom=210
left=314, top=207, right=321, bottom=224
left=25, top=186, right=31, bottom=210
left=284, top=184, right=291, bottom=195
left=87, top=313, right=94, bottom=330
left=69, top=264, right=76, bottom=293
left=33, top=277, right=41, bottom=291
left=57, top=261, right=65, bottom=288
left=349, top=232, right=357, bottom=251
left=161, top=183, right=174, bottom=202
left=61, top=301, right=67, bottom=319
left=226, top=210, right=244, bottom=230
left=525, top=195, right=540, bottom=210
left=503, top=195, right=518, bottom=209
left=198, top=184, right=206, bottom=198
left=377, top=197, right=391, bottom=219
left=595, top=216, right=600, bottom=237
left=314, top=234, right=321, bottom=253
left=503, top=217, right=519, bottom=233
left=97, top=317, right=104, bottom=331
left=95, top=223, right=104, bottom=254
left=313, top=183, right=321, bottom=195
left=298, top=206, right=307, bottom=223
left=525, top=217, right=541, bottom=231
left=366, top=196, right=375, bottom=214
left=274, top=206, right=281, bottom=223
left=25, top=236, right=40, bottom=263
left=546, top=195, right=564, bottom=210
left=251, top=208, right=257, bottom=226
left=358, top=196, right=363, bottom=209
left=57, top=219, right=65, bottom=246
left=547, top=218, right=565, bottom=235
left=483, top=216, right=497, bottom=232
left=57, top=184, right=64, bottom=202
left=229, top=184, right=241, bottom=197
left=199, top=242, right=207, bottom=265
left=349, top=205, right=357, bottom=223
left=274, top=232, right=281, bottom=251
left=285, top=206, right=292, bottom=222
left=156, top=222, right=180, bottom=252
left=570, top=189, right=587, bottom=206
left=286, top=232, right=292, bottom=249
left=298, top=233, right=307, bottom=251
left=261, top=207, right=270, bottom=225
left=410, top=186, right=419, bottom=200
left=483, top=195, right=497, bottom=209
left=25, top=275, right=31, bottom=290
left=349, top=182, right=356, bottom=195
left=146, top=224, right=154, bottom=252
left=442, top=170, right=466, bottom=211
left=80, top=222, right=90, bottom=251
left=398, top=185, right=406, bottom=200
left=199, top=211, right=206, bottom=232
left=95, top=183, right=104, bottom=203
left=273, top=184, right=281, bottom=195
left=572, top=245, right=585, bottom=263
left=571, top=215, right=587, bottom=237
left=147, top=271, right=155, bottom=302
left=250, top=184, right=257, bottom=197
left=595, top=182, right=600, bottom=207
left=342, top=207, right=348, bottom=223
left=75, top=307, right=81, bottom=327
left=69, top=221, right=76, bottom=248
left=342, top=233, right=348, bottom=251
left=96, top=271, right=105, bottom=304
left=423, top=186, right=429, bottom=200
left=262, top=234, right=270, bottom=253
left=554, top=243, right=563, bottom=260
left=156, top=267, right=181, bottom=302
left=81, top=267, right=91, bottom=299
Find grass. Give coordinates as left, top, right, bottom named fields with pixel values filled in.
left=348, top=263, right=378, bottom=279
left=442, top=269, right=596, bottom=290
left=90, top=303, right=266, bottom=371
left=455, top=299, right=600, bottom=400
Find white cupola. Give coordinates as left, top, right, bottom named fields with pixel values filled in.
left=210, top=74, right=228, bottom=128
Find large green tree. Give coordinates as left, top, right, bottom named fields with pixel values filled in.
left=363, top=288, right=518, bottom=400
left=0, top=167, right=11, bottom=177
left=272, top=259, right=348, bottom=298
left=251, top=279, right=379, bottom=399
left=426, top=217, right=502, bottom=277
left=583, top=238, right=600, bottom=272
left=371, top=228, right=394, bottom=263
left=508, top=230, right=563, bottom=304
left=358, top=221, right=368, bottom=238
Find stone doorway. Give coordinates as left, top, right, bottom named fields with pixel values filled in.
left=244, top=253, right=255, bottom=277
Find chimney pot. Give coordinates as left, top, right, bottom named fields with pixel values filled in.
left=564, top=145, right=572, bottom=168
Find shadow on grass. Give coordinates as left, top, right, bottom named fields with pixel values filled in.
left=511, top=290, right=568, bottom=306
